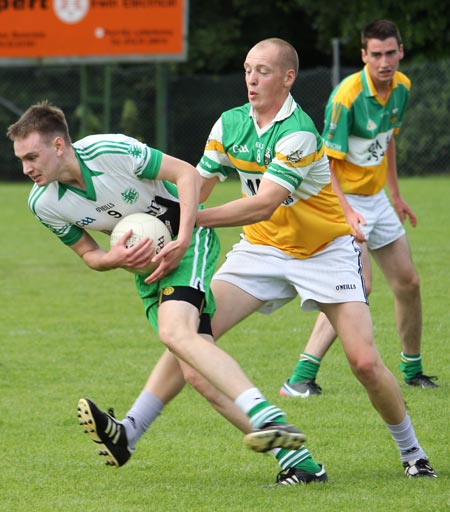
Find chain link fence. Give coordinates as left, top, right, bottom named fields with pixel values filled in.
left=1, top=60, right=449, bottom=180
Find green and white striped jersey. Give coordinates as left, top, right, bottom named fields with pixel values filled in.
left=28, top=134, right=179, bottom=245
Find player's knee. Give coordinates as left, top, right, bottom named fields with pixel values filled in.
left=393, top=267, right=420, bottom=296
left=350, top=357, right=382, bottom=388
left=158, top=323, right=185, bottom=351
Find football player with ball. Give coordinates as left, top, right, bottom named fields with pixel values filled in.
left=68, top=36, right=437, bottom=483
left=8, top=100, right=317, bottom=486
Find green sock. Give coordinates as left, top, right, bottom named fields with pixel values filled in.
left=276, top=447, right=321, bottom=473
left=248, top=401, right=286, bottom=429
left=400, top=352, right=423, bottom=379
left=289, top=353, right=321, bottom=384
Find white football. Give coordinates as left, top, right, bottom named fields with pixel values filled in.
left=110, top=213, right=172, bottom=274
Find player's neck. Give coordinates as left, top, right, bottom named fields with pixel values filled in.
left=59, top=155, right=86, bottom=189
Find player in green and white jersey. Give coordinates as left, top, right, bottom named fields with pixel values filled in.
left=8, top=101, right=310, bottom=480
left=283, top=19, right=438, bottom=398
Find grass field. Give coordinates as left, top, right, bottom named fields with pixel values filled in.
left=1, top=177, right=449, bottom=511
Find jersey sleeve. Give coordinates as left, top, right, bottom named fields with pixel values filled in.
left=196, top=117, right=235, bottom=182
left=28, top=185, right=84, bottom=246
left=264, top=130, right=325, bottom=193
left=322, top=98, right=350, bottom=160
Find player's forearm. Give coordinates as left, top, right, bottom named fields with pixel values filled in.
left=80, top=247, right=118, bottom=271
left=175, top=170, right=200, bottom=246
left=70, top=235, right=117, bottom=271
left=197, top=195, right=275, bottom=228
left=385, top=137, right=401, bottom=200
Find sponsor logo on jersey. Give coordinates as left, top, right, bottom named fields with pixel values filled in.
left=121, top=188, right=139, bottom=204
left=76, top=217, right=96, bottom=227
left=96, top=202, right=115, bottom=212
left=287, top=150, right=303, bottom=164
left=232, top=144, right=249, bottom=153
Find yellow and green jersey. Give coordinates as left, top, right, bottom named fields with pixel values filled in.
left=197, top=95, right=351, bottom=259
left=323, top=65, right=410, bottom=195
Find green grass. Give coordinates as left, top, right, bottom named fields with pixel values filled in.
left=1, top=177, right=449, bottom=512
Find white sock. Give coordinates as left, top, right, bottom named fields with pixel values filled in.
left=386, top=414, right=427, bottom=463
left=122, top=390, right=164, bottom=450
left=234, top=387, right=266, bottom=414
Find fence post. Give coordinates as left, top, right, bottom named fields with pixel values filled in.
left=155, top=63, right=168, bottom=152
left=331, top=37, right=340, bottom=89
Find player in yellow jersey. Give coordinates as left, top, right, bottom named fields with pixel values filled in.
left=79, top=37, right=437, bottom=480
left=282, top=19, right=438, bottom=399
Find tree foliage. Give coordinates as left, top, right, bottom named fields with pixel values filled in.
left=173, top=0, right=450, bottom=74
left=294, top=0, right=450, bottom=64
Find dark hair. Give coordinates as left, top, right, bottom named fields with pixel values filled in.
left=361, top=19, right=402, bottom=50
left=6, top=100, right=71, bottom=144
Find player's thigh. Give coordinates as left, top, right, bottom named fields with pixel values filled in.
left=158, top=299, right=202, bottom=343
left=371, top=235, right=418, bottom=286
left=322, top=301, right=379, bottom=366
left=211, top=279, right=264, bottom=340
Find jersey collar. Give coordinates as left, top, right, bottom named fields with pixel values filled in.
left=362, top=65, right=398, bottom=99
left=249, top=93, right=296, bottom=134
left=57, top=149, right=103, bottom=200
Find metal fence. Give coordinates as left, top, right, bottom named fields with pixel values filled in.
left=1, top=60, right=449, bottom=180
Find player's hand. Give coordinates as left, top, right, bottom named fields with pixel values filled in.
left=344, top=209, right=367, bottom=243
left=109, top=229, right=155, bottom=271
left=391, top=196, right=417, bottom=227
left=144, top=239, right=189, bottom=283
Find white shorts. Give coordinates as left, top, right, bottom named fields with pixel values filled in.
left=213, top=235, right=367, bottom=314
left=345, top=190, right=405, bottom=251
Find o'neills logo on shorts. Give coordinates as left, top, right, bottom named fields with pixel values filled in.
left=336, top=284, right=357, bottom=291
left=162, top=287, right=175, bottom=296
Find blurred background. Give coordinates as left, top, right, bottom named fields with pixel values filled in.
left=1, top=0, right=449, bottom=179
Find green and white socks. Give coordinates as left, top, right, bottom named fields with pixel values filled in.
left=289, top=353, right=321, bottom=384
left=400, top=352, right=423, bottom=380
left=235, top=387, right=321, bottom=473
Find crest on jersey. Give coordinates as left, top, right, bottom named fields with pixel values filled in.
left=366, top=119, right=377, bottom=131
left=127, top=145, right=143, bottom=158
left=264, top=147, right=272, bottom=166
left=287, top=150, right=303, bottom=164
left=122, top=188, right=139, bottom=204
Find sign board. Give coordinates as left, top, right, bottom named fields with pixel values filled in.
left=0, top=0, right=188, bottom=65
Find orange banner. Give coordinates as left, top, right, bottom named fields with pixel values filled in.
left=0, top=0, right=187, bottom=63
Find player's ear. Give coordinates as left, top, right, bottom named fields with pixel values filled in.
left=398, top=43, right=404, bottom=60
left=361, top=48, right=368, bottom=64
left=284, top=68, right=296, bottom=87
left=53, top=136, right=65, bottom=155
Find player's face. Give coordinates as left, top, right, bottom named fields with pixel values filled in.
left=362, top=37, right=404, bottom=89
left=244, top=43, right=292, bottom=124
left=14, top=132, right=62, bottom=186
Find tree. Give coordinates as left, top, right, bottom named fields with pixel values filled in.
left=293, top=0, right=450, bottom=64
left=173, top=0, right=324, bottom=74
left=171, top=0, right=450, bottom=75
